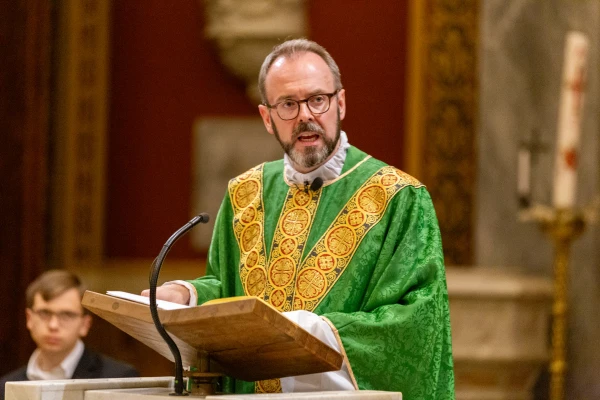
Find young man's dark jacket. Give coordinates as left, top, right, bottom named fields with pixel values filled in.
left=0, top=346, right=139, bottom=400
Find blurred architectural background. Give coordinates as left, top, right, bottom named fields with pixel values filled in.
left=1, top=1, right=598, bottom=399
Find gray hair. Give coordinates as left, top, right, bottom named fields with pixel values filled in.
left=258, top=39, right=342, bottom=104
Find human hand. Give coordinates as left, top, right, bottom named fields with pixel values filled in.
left=140, top=284, right=190, bottom=305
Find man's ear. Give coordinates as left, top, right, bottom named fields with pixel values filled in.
left=78, top=314, right=92, bottom=338
left=258, top=105, right=275, bottom=135
left=25, top=308, right=33, bottom=331
left=337, top=89, right=346, bottom=121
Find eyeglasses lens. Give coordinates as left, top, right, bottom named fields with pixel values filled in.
left=34, top=309, right=81, bottom=324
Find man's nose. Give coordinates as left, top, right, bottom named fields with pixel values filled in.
left=297, top=101, right=313, bottom=121
left=47, top=314, right=61, bottom=329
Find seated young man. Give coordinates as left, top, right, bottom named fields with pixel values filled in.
left=0, top=270, right=138, bottom=400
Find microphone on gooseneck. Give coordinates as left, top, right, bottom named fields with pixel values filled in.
left=149, top=213, right=210, bottom=396
left=310, top=177, right=324, bottom=191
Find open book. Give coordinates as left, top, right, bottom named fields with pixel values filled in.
left=83, top=291, right=343, bottom=382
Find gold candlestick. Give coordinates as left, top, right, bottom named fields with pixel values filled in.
left=520, top=197, right=599, bottom=400
left=538, top=209, right=585, bottom=400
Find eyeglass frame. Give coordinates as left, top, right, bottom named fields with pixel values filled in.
left=30, top=308, right=84, bottom=325
left=264, top=89, right=341, bottom=121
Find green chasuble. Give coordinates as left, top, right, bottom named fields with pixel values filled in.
left=187, top=146, right=455, bottom=399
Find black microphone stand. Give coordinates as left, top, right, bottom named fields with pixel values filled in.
left=149, top=213, right=210, bottom=396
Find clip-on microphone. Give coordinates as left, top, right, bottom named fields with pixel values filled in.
left=149, top=213, right=210, bottom=396
left=310, top=177, right=324, bottom=191
left=304, top=177, right=324, bottom=193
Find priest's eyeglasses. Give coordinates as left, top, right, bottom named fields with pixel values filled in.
left=31, top=308, right=83, bottom=324
left=266, top=90, right=340, bottom=121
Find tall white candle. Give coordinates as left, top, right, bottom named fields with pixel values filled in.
left=552, top=31, right=589, bottom=209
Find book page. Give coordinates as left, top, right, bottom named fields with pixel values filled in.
left=106, top=290, right=189, bottom=310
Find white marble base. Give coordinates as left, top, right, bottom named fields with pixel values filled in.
left=5, top=378, right=401, bottom=400
left=87, top=388, right=400, bottom=399
left=5, top=377, right=173, bottom=400
left=447, top=266, right=553, bottom=400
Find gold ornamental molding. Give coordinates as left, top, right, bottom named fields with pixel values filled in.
left=405, top=0, right=479, bottom=265
left=50, top=0, right=110, bottom=267
left=203, top=0, right=307, bottom=104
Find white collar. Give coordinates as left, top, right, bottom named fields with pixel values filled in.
left=26, top=339, right=84, bottom=380
left=284, top=130, right=350, bottom=185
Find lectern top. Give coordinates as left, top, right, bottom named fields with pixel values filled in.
left=82, top=291, right=343, bottom=382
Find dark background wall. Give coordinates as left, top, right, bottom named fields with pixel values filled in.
left=0, top=0, right=51, bottom=372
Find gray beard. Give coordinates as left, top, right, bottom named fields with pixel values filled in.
left=272, top=110, right=341, bottom=170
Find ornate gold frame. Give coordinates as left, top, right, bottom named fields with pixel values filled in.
left=405, top=0, right=479, bottom=265
left=50, top=0, right=110, bottom=268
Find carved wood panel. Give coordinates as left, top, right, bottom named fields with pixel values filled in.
left=405, top=0, right=479, bottom=265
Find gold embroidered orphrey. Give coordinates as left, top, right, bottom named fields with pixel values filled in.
left=228, top=163, right=422, bottom=393
left=230, top=166, right=268, bottom=298
left=229, top=164, right=422, bottom=310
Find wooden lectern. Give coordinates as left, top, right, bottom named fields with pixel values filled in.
left=82, top=291, right=343, bottom=395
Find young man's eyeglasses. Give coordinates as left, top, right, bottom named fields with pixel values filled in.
left=31, top=309, right=83, bottom=324
left=265, top=90, right=340, bottom=121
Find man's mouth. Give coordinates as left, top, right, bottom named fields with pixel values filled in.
left=44, top=336, right=62, bottom=345
left=292, top=122, right=325, bottom=143
left=297, top=133, right=320, bottom=143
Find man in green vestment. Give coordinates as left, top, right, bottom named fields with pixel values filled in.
left=144, top=39, right=455, bottom=399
